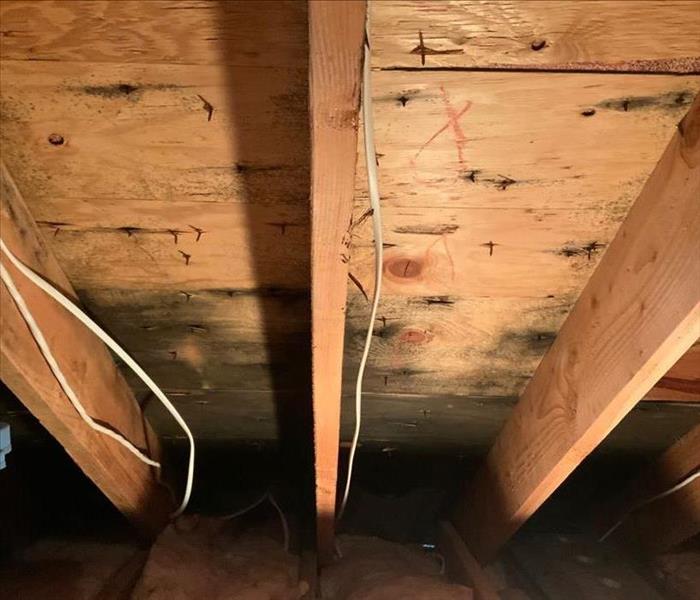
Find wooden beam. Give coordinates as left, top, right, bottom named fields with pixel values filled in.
left=600, top=423, right=700, bottom=553
left=621, top=475, right=700, bottom=554
left=309, top=0, right=366, bottom=563
left=455, top=95, right=700, bottom=562
left=645, top=342, right=700, bottom=401
left=0, top=162, right=172, bottom=534
left=438, top=522, right=500, bottom=600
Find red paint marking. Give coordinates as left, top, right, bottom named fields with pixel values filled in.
left=414, top=86, right=471, bottom=165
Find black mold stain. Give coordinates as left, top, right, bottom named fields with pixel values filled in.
left=211, top=287, right=309, bottom=300
left=371, top=321, right=403, bottom=340
left=234, top=162, right=284, bottom=174
left=467, top=369, right=531, bottom=395
left=421, top=296, right=455, bottom=306
left=556, top=240, right=605, bottom=260
left=393, top=224, right=459, bottom=235
left=597, top=90, right=694, bottom=113
left=463, top=171, right=517, bottom=190
left=500, top=329, right=557, bottom=354
left=83, top=83, right=138, bottom=98
left=73, top=82, right=182, bottom=100
left=388, top=367, right=430, bottom=378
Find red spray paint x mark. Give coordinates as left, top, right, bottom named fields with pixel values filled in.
left=414, top=86, right=471, bottom=165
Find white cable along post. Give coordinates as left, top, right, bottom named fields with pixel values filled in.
left=338, top=4, right=383, bottom=521
left=0, top=238, right=195, bottom=517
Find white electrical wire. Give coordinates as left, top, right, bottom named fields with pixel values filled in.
left=223, top=491, right=290, bottom=552
left=599, top=468, right=700, bottom=542
left=338, top=8, right=383, bottom=521
left=268, top=493, right=291, bottom=553
left=0, top=238, right=195, bottom=517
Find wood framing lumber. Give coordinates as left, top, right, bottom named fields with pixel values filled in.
left=0, top=162, right=173, bottom=534
left=621, top=473, right=700, bottom=554
left=454, top=94, right=700, bottom=563
left=308, top=0, right=366, bottom=563
left=600, top=423, right=700, bottom=553
left=645, top=342, right=700, bottom=401
left=438, top=522, right=500, bottom=600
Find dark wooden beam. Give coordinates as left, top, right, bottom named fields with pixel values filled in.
left=308, top=0, right=366, bottom=563
left=438, top=522, right=500, bottom=600
left=601, top=423, right=700, bottom=553
left=455, top=94, right=700, bottom=562
left=0, top=162, right=172, bottom=534
left=622, top=475, right=700, bottom=554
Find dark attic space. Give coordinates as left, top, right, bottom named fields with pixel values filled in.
left=1, top=1, right=699, bottom=599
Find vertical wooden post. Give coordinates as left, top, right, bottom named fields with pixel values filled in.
left=308, top=0, right=366, bottom=563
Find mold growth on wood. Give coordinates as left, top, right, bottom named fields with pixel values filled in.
left=498, top=329, right=558, bottom=355
left=70, top=82, right=183, bottom=101
left=597, top=90, right=694, bottom=113
left=418, top=296, right=455, bottom=306
left=460, top=170, right=519, bottom=190
left=555, top=241, right=606, bottom=260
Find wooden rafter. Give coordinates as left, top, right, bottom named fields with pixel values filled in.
left=309, top=0, right=366, bottom=563
left=0, top=162, right=172, bottom=534
left=621, top=475, right=700, bottom=554
left=600, top=423, right=700, bottom=553
left=438, top=522, right=500, bottom=600
left=645, top=342, right=700, bottom=401
left=455, top=95, right=700, bottom=563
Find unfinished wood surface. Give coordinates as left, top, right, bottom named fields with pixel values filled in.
left=309, top=0, right=365, bottom=564
left=370, top=1, right=700, bottom=71
left=0, top=0, right=311, bottom=442
left=647, top=341, right=700, bottom=401
left=438, top=521, right=500, bottom=600
left=455, top=96, right=700, bottom=563
left=0, top=0, right=307, bottom=67
left=0, top=59, right=309, bottom=206
left=346, top=72, right=699, bottom=402
left=1, top=0, right=698, bottom=452
left=0, top=163, right=172, bottom=534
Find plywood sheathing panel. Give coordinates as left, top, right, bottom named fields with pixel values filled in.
left=1, top=0, right=699, bottom=447
left=370, top=1, right=700, bottom=72
left=0, top=0, right=307, bottom=67
left=346, top=72, right=700, bottom=400
left=0, top=1, right=311, bottom=445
